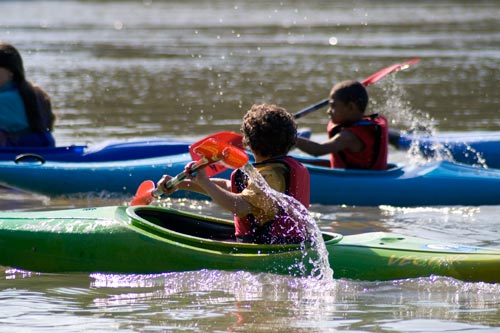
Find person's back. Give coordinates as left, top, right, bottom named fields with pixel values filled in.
left=0, top=41, right=55, bottom=147
left=296, top=80, right=388, bottom=170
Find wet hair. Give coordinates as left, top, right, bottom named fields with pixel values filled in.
left=0, top=41, right=54, bottom=131
left=241, top=103, right=297, bottom=158
left=330, top=80, right=369, bottom=114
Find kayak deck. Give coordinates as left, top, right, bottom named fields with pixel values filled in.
left=329, top=232, right=500, bottom=283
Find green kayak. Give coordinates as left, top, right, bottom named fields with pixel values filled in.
left=0, top=205, right=499, bottom=283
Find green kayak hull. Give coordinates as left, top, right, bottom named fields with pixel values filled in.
left=0, top=206, right=499, bottom=283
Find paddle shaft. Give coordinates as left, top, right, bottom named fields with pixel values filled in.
left=130, top=136, right=249, bottom=206
left=293, top=58, right=420, bottom=119
left=293, top=100, right=328, bottom=120
left=152, top=158, right=217, bottom=197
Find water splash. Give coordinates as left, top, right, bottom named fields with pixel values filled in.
left=377, top=78, right=487, bottom=168
left=241, top=163, right=333, bottom=280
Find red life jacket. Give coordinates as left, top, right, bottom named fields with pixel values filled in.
left=230, top=156, right=310, bottom=244
left=327, top=114, right=388, bottom=170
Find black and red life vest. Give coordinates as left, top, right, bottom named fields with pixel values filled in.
left=327, top=113, right=388, bottom=170
left=230, top=156, right=310, bottom=244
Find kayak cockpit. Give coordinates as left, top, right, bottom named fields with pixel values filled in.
left=293, top=156, right=404, bottom=175
left=128, top=206, right=237, bottom=241
left=126, top=206, right=343, bottom=249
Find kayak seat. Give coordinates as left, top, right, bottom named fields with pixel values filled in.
left=134, top=208, right=237, bottom=241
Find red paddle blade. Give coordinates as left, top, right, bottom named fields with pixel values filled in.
left=361, top=58, right=420, bottom=87
left=130, top=180, right=156, bottom=206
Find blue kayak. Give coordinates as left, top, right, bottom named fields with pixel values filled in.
left=1, top=150, right=500, bottom=206
left=0, top=130, right=314, bottom=163
left=0, top=128, right=317, bottom=163
left=0, top=139, right=191, bottom=162
left=389, top=129, right=500, bottom=168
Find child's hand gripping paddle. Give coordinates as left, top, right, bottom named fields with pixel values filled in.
left=130, top=137, right=248, bottom=206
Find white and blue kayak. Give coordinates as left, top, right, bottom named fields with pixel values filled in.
left=389, top=129, right=500, bottom=168
left=1, top=150, right=500, bottom=206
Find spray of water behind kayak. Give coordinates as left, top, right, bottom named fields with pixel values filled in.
left=241, top=163, right=334, bottom=281
left=378, top=78, right=488, bottom=168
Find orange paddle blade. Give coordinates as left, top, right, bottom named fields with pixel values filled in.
left=219, top=144, right=249, bottom=169
left=192, top=138, right=248, bottom=168
left=129, top=137, right=249, bottom=206
left=190, top=135, right=248, bottom=177
left=165, top=138, right=248, bottom=184
left=129, top=180, right=156, bottom=206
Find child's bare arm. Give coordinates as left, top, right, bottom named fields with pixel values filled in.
left=188, top=169, right=253, bottom=217
left=295, top=130, right=364, bottom=156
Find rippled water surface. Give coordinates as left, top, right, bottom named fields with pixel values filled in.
left=1, top=0, right=499, bottom=332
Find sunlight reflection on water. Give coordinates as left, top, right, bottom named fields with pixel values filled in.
left=1, top=0, right=500, bottom=331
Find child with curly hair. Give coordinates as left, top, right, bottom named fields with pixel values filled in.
left=158, top=103, right=310, bottom=244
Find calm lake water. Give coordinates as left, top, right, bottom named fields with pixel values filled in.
left=1, top=0, right=500, bottom=332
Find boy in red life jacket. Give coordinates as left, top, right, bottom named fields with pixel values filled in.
left=295, top=80, right=388, bottom=170
left=157, top=103, right=311, bottom=244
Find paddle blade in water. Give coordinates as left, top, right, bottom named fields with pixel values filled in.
left=130, top=180, right=156, bottom=206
